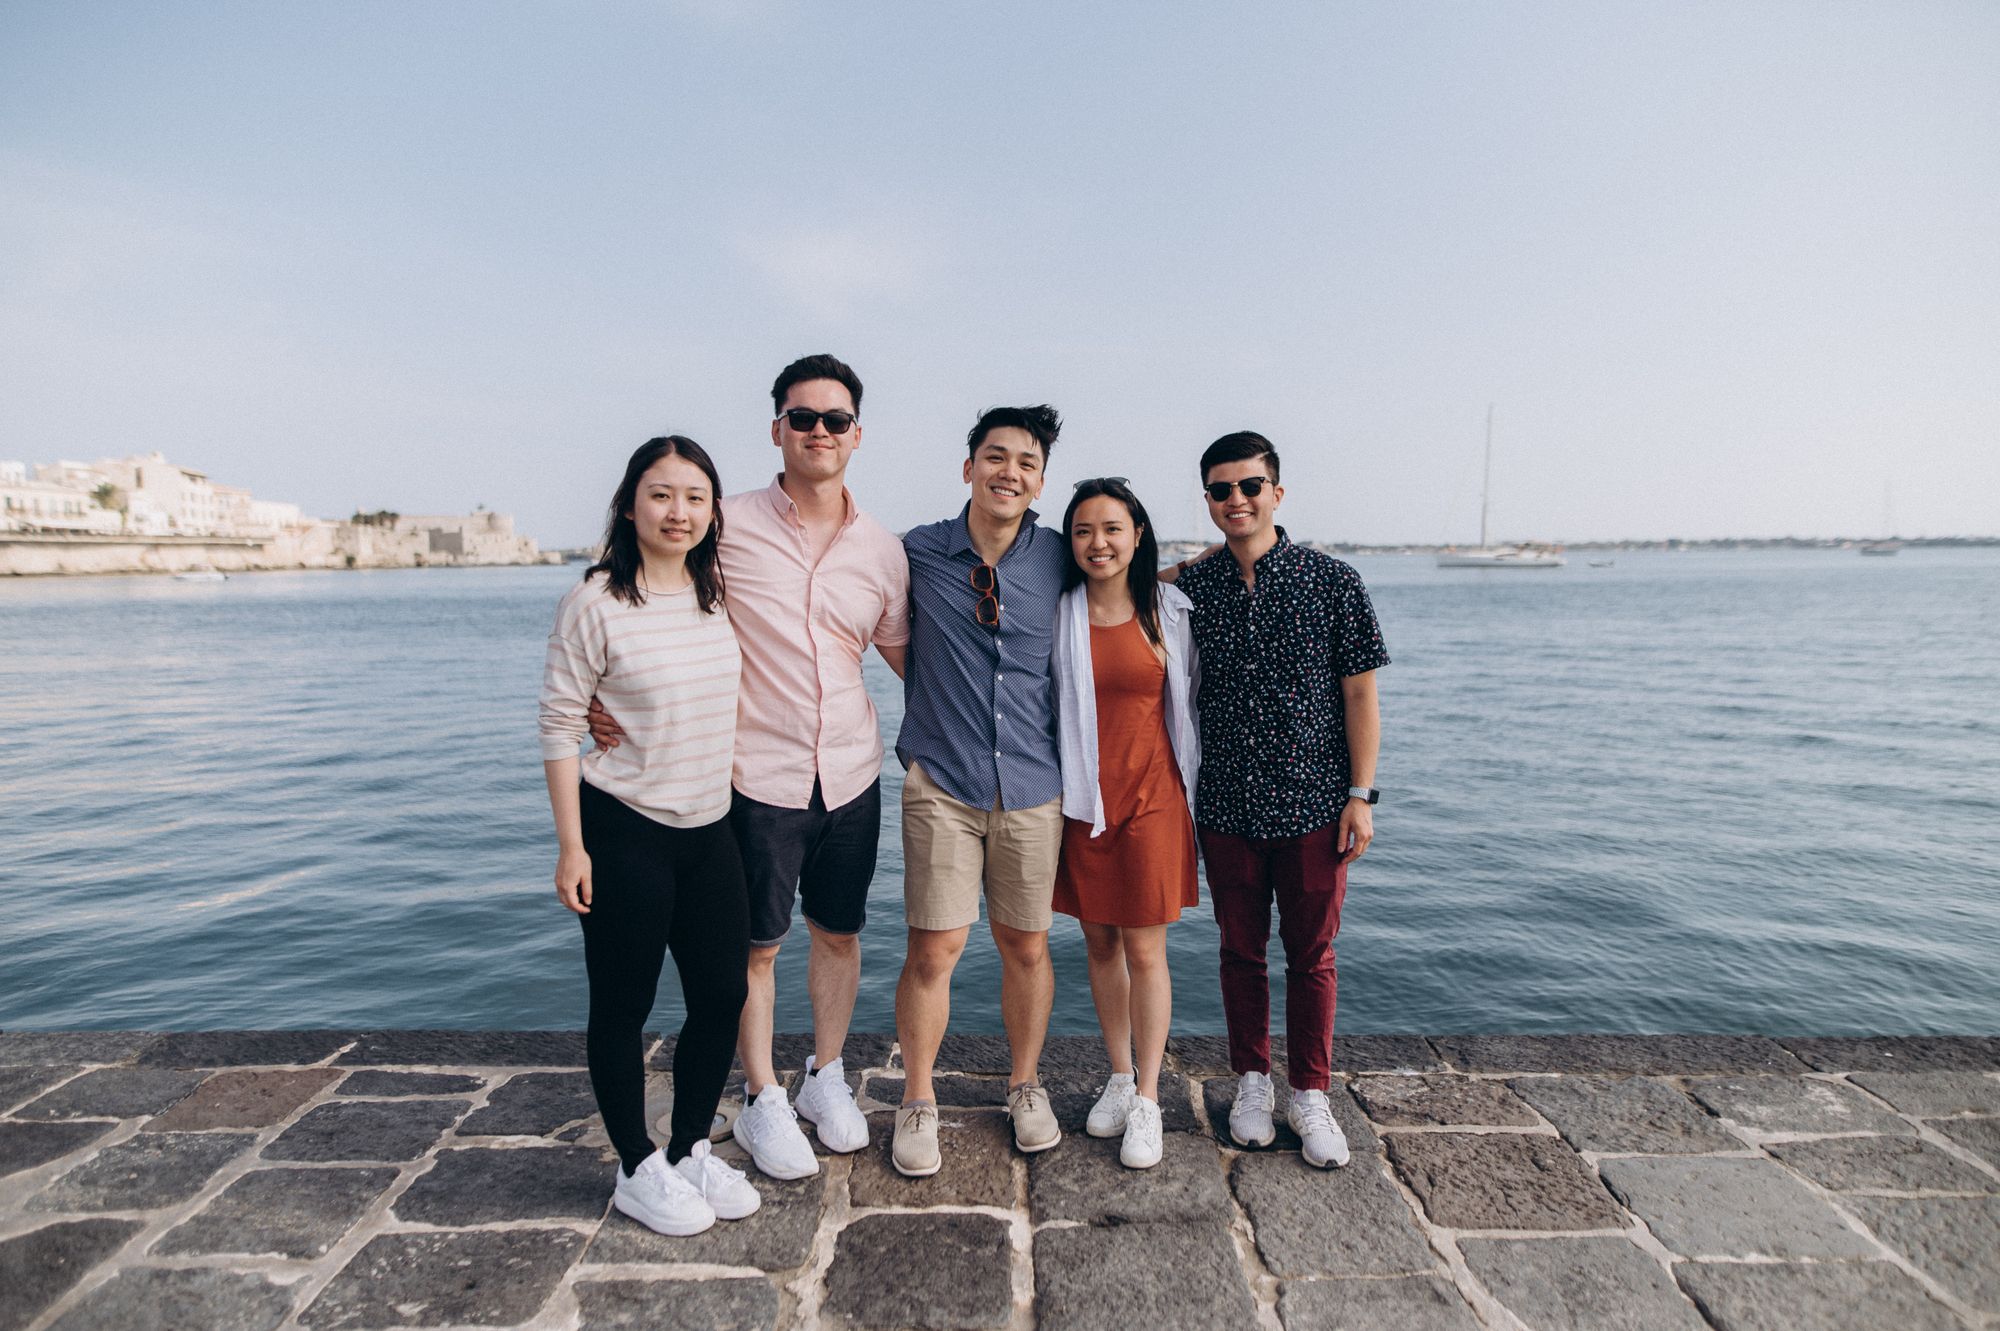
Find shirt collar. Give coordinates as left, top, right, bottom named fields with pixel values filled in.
left=1254, top=527, right=1295, bottom=569
left=946, top=502, right=1042, bottom=560
left=764, top=474, right=858, bottom=528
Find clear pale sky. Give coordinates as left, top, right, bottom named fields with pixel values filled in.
left=4, top=2, right=1996, bottom=546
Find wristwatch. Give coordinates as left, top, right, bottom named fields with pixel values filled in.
left=1346, top=786, right=1380, bottom=805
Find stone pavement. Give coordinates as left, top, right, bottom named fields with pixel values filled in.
left=3, top=1032, right=1999, bottom=1330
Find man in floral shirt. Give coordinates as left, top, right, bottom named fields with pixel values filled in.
left=1165, top=430, right=1389, bottom=1169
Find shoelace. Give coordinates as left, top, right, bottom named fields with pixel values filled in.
left=1236, top=1077, right=1274, bottom=1113
left=1293, top=1095, right=1337, bottom=1137
left=1013, top=1085, right=1050, bottom=1114
left=902, top=1103, right=937, bottom=1133
left=698, top=1150, right=748, bottom=1187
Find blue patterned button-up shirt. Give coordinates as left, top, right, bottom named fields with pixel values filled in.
left=895, top=504, right=1068, bottom=812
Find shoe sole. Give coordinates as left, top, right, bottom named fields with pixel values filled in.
left=892, top=1153, right=942, bottom=1178
left=1230, top=1124, right=1277, bottom=1149
left=1299, top=1148, right=1351, bottom=1169
left=708, top=1193, right=763, bottom=1221
left=1086, top=1121, right=1124, bottom=1138
left=1013, top=1129, right=1063, bottom=1154
left=731, top=1127, right=821, bottom=1181
left=613, top=1191, right=715, bottom=1236
left=797, top=1104, right=870, bottom=1155
left=1121, top=1151, right=1163, bottom=1169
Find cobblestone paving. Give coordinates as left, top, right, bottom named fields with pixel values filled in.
left=3, top=1033, right=1997, bottom=1330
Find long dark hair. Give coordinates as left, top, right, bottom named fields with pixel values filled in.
left=1062, top=478, right=1163, bottom=648
left=586, top=436, right=726, bottom=613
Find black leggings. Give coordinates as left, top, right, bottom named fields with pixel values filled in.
left=578, top=781, right=749, bottom=1173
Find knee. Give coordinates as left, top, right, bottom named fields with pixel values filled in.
left=1124, top=941, right=1168, bottom=976
left=904, top=935, right=964, bottom=986
left=746, top=945, right=780, bottom=976
left=1283, top=939, right=1336, bottom=977
left=1083, top=929, right=1123, bottom=965
left=997, top=932, right=1048, bottom=971
left=811, top=928, right=861, bottom=961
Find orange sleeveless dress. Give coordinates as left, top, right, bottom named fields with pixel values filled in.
left=1051, top=617, right=1199, bottom=927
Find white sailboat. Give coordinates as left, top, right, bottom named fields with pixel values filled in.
left=1436, top=406, right=1565, bottom=569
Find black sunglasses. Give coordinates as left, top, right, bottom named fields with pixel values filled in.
left=1204, top=477, right=1273, bottom=502
left=780, top=408, right=857, bottom=435
left=1073, top=476, right=1130, bottom=489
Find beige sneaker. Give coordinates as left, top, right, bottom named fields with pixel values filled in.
left=1007, top=1082, right=1061, bottom=1153
left=892, top=1102, right=941, bottom=1177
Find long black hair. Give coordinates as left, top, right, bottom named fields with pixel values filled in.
left=586, top=436, right=726, bottom=613
left=1061, top=477, right=1163, bottom=648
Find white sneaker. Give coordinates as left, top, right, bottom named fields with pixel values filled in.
left=612, top=1151, right=714, bottom=1236
left=1287, top=1088, right=1351, bottom=1168
left=672, top=1138, right=761, bottom=1219
left=1120, top=1095, right=1164, bottom=1169
left=1229, top=1070, right=1277, bottom=1148
left=1086, top=1072, right=1137, bottom=1138
left=732, top=1083, right=820, bottom=1180
left=796, top=1056, right=869, bottom=1153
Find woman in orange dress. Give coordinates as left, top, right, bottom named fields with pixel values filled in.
left=1052, top=478, right=1200, bottom=1169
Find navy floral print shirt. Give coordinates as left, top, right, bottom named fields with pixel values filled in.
left=1178, top=529, right=1390, bottom=839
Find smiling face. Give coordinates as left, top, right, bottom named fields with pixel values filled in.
left=771, top=377, right=861, bottom=485
left=962, top=425, right=1046, bottom=524
left=625, top=452, right=714, bottom=566
left=1070, top=494, right=1140, bottom=583
left=1202, top=457, right=1283, bottom=543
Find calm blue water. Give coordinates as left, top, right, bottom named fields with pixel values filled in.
left=3, top=549, right=1997, bottom=1035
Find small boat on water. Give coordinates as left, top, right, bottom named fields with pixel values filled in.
left=172, top=570, right=229, bottom=582
left=1859, top=541, right=1901, bottom=556
left=1587, top=559, right=1615, bottom=568
left=1435, top=406, right=1566, bottom=569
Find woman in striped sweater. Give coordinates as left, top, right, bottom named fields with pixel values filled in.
left=538, top=436, right=758, bottom=1237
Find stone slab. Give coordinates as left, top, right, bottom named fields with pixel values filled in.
left=0, top=1120, right=111, bottom=1178
left=0, top=1065, right=77, bottom=1112
left=1434, top=1034, right=1805, bottom=1075
left=1852, top=1071, right=2000, bottom=1117
left=336, top=1029, right=588, bottom=1066
left=135, top=1030, right=353, bottom=1068
left=1597, top=1156, right=1875, bottom=1259
left=301, top=1227, right=586, bottom=1328
left=574, top=1277, right=780, bottom=1331
left=0, top=1218, right=141, bottom=1331
left=1277, top=1275, right=1478, bottom=1330
left=1458, top=1236, right=1708, bottom=1330
left=1028, top=1128, right=1231, bottom=1225
left=16, top=1066, right=209, bottom=1120
left=1934, top=1116, right=2000, bottom=1167
left=152, top=1165, right=397, bottom=1258
left=29, top=1131, right=246, bottom=1213
left=933, top=1033, right=1016, bottom=1076
left=1232, top=1150, right=1437, bottom=1276
left=458, top=1070, right=598, bottom=1136
left=262, top=1097, right=469, bottom=1162
left=1768, top=1134, right=2000, bottom=1193
left=1845, top=1195, right=2000, bottom=1313
left=146, top=1067, right=340, bottom=1131
left=1040, top=1069, right=1203, bottom=1137
left=1350, top=1074, right=1541, bottom=1127
left=1173, top=1033, right=1441, bottom=1075
left=823, top=1211, right=1012, bottom=1330
left=335, top=1069, right=485, bottom=1097
left=0, top=1032, right=159, bottom=1066
left=849, top=1108, right=1015, bottom=1209
left=587, top=1168, right=825, bottom=1272
left=1676, top=1259, right=1964, bottom=1331
left=1508, top=1074, right=1740, bottom=1154
left=1783, top=1036, right=2000, bottom=1073
left=395, top=1144, right=609, bottom=1224
left=1037, top=1221, right=1259, bottom=1330
left=1686, top=1075, right=1912, bottom=1137
left=866, top=1074, right=1009, bottom=1109
left=1386, top=1132, right=1626, bottom=1232
left=43, top=1265, right=296, bottom=1331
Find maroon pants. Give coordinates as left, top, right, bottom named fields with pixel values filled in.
left=1199, top=823, right=1347, bottom=1091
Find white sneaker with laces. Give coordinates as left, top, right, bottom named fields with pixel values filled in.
left=732, top=1083, right=820, bottom=1180
left=612, top=1151, right=714, bottom=1236
left=1087, top=1072, right=1137, bottom=1138
left=672, top=1138, right=761, bottom=1219
left=796, top=1056, right=869, bottom=1153
left=1287, top=1088, right=1351, bottom=1168
left=1120, top=1094, right=1164, bottom=1169
left=1229, top=1070, right=1277, bottom=1148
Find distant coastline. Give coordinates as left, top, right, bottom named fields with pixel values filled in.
left=1159, top=535, right=2000, bottom=558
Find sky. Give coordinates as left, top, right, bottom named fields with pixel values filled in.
left=3, top=1, right=1996, bottom=547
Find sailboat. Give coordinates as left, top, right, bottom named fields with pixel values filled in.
left=1435, top=406, right=1565, bottom=568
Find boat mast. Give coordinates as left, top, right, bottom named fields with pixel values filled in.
left=1480, top=403, right=1494, bottom=549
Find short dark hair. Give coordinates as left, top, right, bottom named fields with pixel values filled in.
left=1200, top=431, right=1281, bottom=485
left=770, top=354, right=863, bottom=415
left=966, top=404, right=1061, bottom=460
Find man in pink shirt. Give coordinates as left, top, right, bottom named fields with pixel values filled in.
left=590, top=354, right=909, bottom=1181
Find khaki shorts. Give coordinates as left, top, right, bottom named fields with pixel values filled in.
left=901, top=760, right=1062, bottom=933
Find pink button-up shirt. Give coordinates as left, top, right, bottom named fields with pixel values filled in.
left=720, top=476, right=910, bottom=810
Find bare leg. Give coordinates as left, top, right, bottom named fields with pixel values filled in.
left=1122, top=924, right=1171, bottom=1102
left=806, top=921, right=861, bottom=1069
left=1080, top=921, right=1133, bottom=1074
left=738, top=943, right=781, bottom=1094
left=990, top=919, right=1053, bottom=1087
left=895, top=925, right=968, bottom=1104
